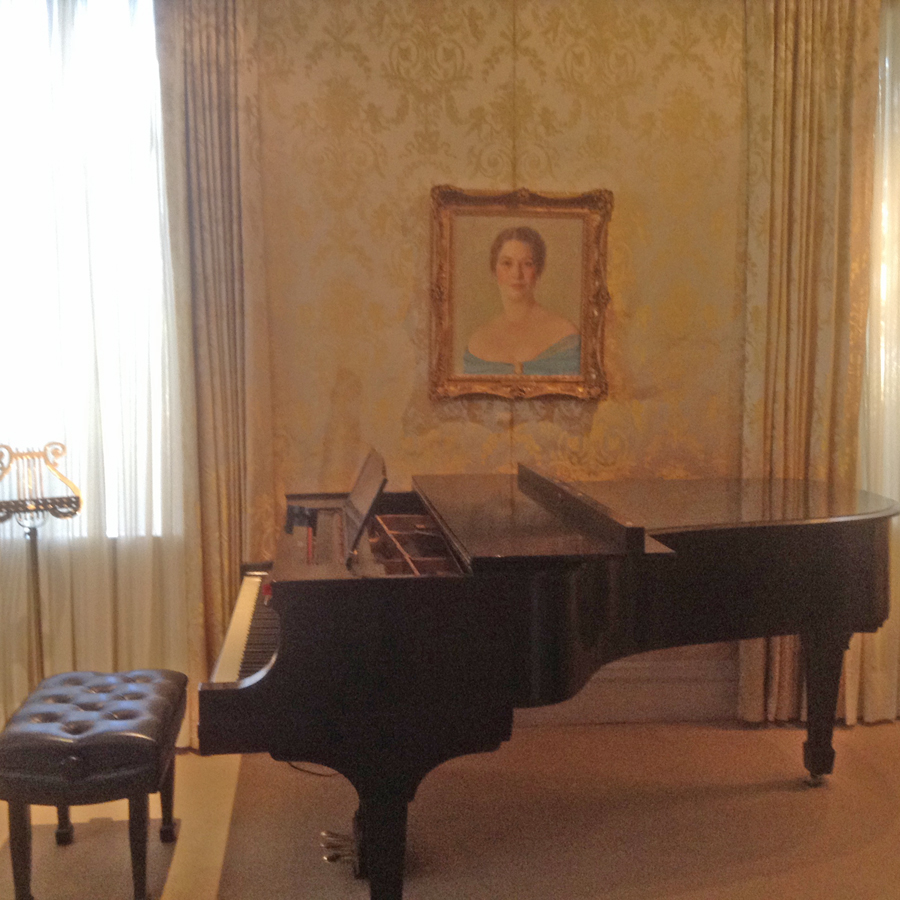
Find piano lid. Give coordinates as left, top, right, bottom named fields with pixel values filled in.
left=566, top=478, right=900, bottom=534
left=412, top=471, right=642, bottom=572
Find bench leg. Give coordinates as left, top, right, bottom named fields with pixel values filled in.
left=8, top=800, right=33, bottom=900
left=128, top=794, right=149, bottom=900
left=55, top=804, right=73, bottom=845
left=159, top=759, right=176, bottom=843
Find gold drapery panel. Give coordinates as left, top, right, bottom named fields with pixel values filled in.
left=184, top=0, right=244, bottom=674
left=739, top=0, right=880, bottom=722
left=844, top=0, right=900, bottom=726
left=182, top=0, right=274, bottom=675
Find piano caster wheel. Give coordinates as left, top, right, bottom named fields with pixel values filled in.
left=805, top=773, right=827, bottom=788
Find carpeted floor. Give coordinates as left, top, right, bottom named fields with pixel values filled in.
left=217, top=721, right=900, bottom=900
left=0, top=802, right=178, bottom=900
left=3, top=721, right=900, bottom=899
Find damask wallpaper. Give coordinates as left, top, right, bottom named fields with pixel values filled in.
left=255, top=0, right=746, bottom=496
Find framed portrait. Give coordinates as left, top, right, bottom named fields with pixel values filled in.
left=429, top=185, right=613, bottom=401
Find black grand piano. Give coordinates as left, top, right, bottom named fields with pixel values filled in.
left=199, top=450, right=899, bottom=900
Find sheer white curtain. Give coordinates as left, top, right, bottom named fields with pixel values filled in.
left=0, top=0, right=201, bottom=737
left=848, top=0, right=900, bottom=724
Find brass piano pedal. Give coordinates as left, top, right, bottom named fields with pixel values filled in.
left=321, top=830, right=353, bottom=846
left=321, top=831, right=357, bottom=865
left=323, top=851, right=358, bottom=864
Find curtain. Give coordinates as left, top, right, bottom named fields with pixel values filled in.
left=738, top=0, right=881, bottom=722
left=155, top=0, right=274, bottom=675
left=0, top=0, right=201, bottom=741
left=844, top=0, right=900, bottom=725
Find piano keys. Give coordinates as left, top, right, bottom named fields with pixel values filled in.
left=208, top=573, right=266, bottom=684
left=199, top=454, right=899, bottom=900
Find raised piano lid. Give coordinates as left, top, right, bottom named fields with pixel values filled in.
left=561, top=478, right=900, bottom=534
left=411, top=467, right=670, bottom=574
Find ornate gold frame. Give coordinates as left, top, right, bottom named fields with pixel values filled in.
left=429, top=185, right=612, bottom=400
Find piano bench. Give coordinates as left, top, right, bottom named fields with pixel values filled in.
left=0, top=669, right=187, bottom=900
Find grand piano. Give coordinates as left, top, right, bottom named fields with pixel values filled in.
left=199, top=451, right=899, bottom=900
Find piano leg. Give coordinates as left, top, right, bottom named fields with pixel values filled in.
left=357, top=796, right=408, bottom=900
left=801, top=629, right=851, bottom=785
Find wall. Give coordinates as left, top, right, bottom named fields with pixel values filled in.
left=256, top=0, right=747, bottom=720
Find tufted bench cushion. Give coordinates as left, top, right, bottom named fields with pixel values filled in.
left=0, top=669, right=187, bottom=807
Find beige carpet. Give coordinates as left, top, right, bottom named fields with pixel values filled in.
left=3, top=722, right=900, bottom=899
left=217, top=722, right=900, bottom=900
left=0, top=798, right=178, bottom=900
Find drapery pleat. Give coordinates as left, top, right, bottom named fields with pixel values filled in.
left=167, top=0, right=274, bottom=677
left=739, top=0, right=880, bottom=722
left=185, top=0, right=246, bottom=672
left=154, top=0, right=208, bottom=749
left=234, top=2, right=276, bottom=570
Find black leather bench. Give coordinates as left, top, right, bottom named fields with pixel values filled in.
left=0, top=670, right=187, bottom=900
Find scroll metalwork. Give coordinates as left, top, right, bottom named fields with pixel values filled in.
left=0, top=442, right=82, bottom=525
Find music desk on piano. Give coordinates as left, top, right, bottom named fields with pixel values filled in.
left=199, top=460, right=899, bottom=900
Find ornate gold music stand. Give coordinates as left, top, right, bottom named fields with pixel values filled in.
left=0, top=443, right=81, bottom=684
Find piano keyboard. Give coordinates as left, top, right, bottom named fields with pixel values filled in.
left=211, top=574, right=280, bottom=683
left=239, top=588, right=280, bottom=679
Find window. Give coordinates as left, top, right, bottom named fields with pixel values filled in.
left=0, top=0, right=178, bottom=538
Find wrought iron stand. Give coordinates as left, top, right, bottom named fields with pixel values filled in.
left=0, top=443, right=81, bottom=684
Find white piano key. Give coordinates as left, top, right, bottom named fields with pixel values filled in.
left=211, top=574, right=264, bottom=684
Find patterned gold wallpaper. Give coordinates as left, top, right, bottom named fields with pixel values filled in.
left=256, top=0, right=746, bottom=495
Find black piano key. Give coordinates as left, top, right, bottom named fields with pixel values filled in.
left=238, top=593, right=280, bottom=680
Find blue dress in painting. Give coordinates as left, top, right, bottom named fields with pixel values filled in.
left=462, top=333, right=581, bottom=376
